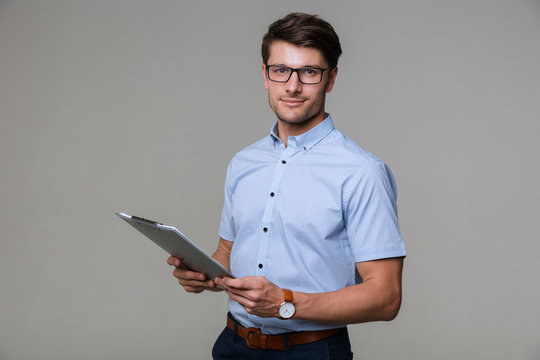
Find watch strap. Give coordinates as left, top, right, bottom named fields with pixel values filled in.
left=282, top=288, right=293, bottom=303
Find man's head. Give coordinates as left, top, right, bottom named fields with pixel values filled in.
left=262, top=12, right=342, bottom=70
left=261, top=13, right=342, bottom=131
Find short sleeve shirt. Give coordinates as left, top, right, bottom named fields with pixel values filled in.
left=219, top=115, right=406, bottom=334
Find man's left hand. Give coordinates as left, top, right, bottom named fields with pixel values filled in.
left=215, top=276, right=283, bottom=318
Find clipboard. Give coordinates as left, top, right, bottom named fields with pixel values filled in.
left=116, top=212, right=235, bottom=280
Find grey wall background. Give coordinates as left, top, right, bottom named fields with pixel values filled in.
left=1, top=0, right=539, bottom=359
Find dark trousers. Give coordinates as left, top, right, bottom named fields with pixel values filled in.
left=212, top=325, right=353, bottom=360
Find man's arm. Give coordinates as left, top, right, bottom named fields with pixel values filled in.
left=216, top=257, right=403, bottom=324
left=295, top=257, right=403, bottom=323
left=168, top=237, right=233, bottom=293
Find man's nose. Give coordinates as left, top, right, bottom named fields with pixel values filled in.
left=286, top=70, right=302, bottom=92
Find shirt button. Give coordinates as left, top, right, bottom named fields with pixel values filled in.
left=263, top=227, right=268, bottom=232
left=258, top=264, right=263, bottom=269
left=270, top=192, right=275, bottom=197
left=281, top=160, right=287, bottom=164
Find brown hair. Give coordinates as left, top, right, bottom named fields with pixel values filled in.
left=262, top=12, right=342, bottom=69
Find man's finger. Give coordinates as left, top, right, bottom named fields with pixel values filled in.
left=180, top=278, right=214, bottom=288
left=173, top=267, right=207, bottom=282
left=225, top=289, right=255, bottom=306
left=222, top=276, right=256, bottom=290
left=167, top=256, right=181, bottom=267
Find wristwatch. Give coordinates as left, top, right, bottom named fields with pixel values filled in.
left=278, top=288, right=295, bottom=319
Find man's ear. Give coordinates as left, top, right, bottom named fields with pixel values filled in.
left=325, top=66, right=338, bottom=93
left=262, top=63, right=269, bottom=90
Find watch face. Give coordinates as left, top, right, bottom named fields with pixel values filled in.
left=279, top=302, right=295, bottom=319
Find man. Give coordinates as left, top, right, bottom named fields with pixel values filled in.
left=168, top=12, right=406, bottom=359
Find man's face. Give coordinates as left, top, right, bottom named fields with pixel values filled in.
left=263, top=40, right=337, bottom=126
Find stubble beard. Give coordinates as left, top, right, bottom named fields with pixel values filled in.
left=268, top=93, right=325, bottom=126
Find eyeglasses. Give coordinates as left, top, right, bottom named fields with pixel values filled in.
left=266, top=65, right=330, bottom=85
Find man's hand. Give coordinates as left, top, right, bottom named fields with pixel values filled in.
left=167, top=256, right=222, bottom=293
left=168, top=238, right=233, bottom=294
left=215, top=276, right=283, bottom=318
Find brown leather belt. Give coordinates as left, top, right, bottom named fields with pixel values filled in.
left=227, top=313, right=340, bottom=351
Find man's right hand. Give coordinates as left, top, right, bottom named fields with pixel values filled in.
left=167, top=256, right=223, bottom=293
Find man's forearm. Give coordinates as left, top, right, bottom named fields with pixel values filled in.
left=293, top=258, right=403, bottom=325
left=212, top=237, right=233, bottom=272
left=293, top=281, right=400, bottom=324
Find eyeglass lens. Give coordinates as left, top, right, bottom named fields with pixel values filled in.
left=268, top=65, right=323, bottom=84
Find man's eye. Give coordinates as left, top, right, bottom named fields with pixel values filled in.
left=301, top=68, right=318, bottom=76
left=273, top=67, right=288, bottom=74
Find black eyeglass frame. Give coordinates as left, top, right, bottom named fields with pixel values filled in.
left=265, top=64, right=331, bottom=85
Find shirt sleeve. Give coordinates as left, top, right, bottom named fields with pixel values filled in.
left=343, top=160, right=406, bottom=263
left=218, top=160, right=235, bottom=242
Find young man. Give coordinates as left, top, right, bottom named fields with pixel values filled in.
left=168, top=12, right=406, bottom=359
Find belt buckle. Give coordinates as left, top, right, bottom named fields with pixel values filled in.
left=245, top=327, right=267, bottom=350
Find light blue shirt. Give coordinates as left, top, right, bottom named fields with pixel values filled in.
left=219, top=115, right=406, bottom=334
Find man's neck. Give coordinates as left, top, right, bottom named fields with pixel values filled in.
left=276, top=113, right=326, bottom=147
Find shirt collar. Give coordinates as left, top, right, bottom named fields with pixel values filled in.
left=269, top=114, right=335, bottom=151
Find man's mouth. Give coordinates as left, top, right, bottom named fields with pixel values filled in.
left=280, top=98, right=306, bottom=107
